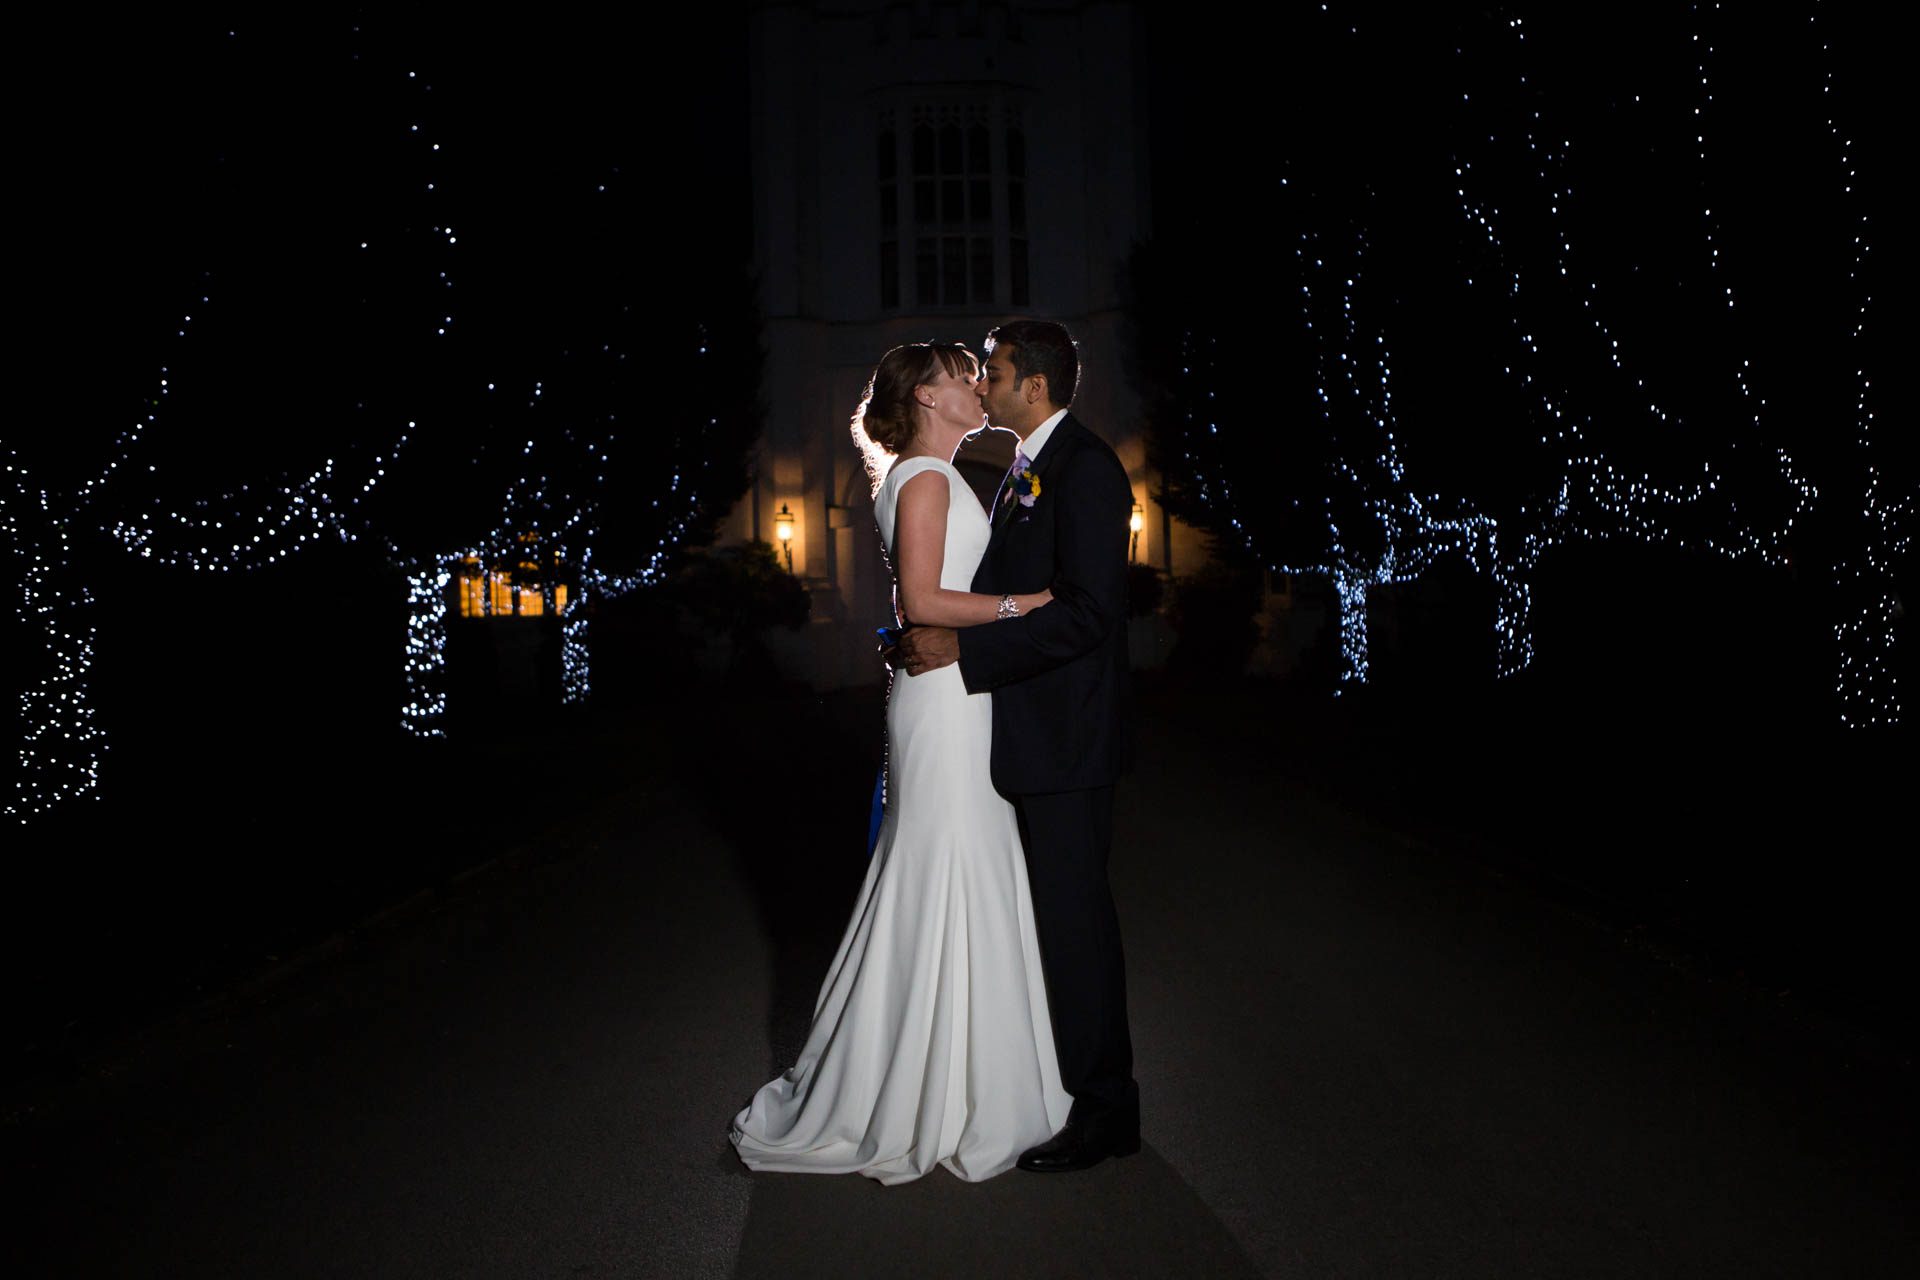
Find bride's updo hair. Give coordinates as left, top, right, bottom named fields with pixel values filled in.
left=851, top=342, right=978, bottom=493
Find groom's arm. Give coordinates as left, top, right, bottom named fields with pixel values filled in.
left=955, top=445, right=1131, bottom=694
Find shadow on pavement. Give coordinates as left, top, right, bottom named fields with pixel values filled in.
left=731, top=1142, right=1263, bottom=1279
left=671, top=682, right=886, bottom=1078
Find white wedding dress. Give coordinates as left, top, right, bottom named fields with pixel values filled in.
left=729, top=455, right=1070, bottom=1184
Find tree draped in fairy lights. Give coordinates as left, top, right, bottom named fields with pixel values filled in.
left=1135, top=2, right=1906, bottom=721
left=6, top=18, right=759, bottom=821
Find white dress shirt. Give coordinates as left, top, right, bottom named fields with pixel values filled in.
left=1016, top=407, right=1070, bottom=462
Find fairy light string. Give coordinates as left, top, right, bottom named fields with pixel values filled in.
left=8, top=45, right=450, bottom=812
left=1451, top=3, right=1810, bottom=672
left=1812, top=1, right=1904, bottom=726
left=1164, top=3, right=1892, bottom=721
left=393, top=339, right=707, bottom=737
left=6, top=452, right=106, bottom=818
left=10, top=38, right=724, bottom=819
left=1152, top=0, right=1904, bottom=721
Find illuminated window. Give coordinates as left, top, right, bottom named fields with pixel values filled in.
left=457, top=556, right=488, bottom=617
left=452, top=540, right=570, bottom=619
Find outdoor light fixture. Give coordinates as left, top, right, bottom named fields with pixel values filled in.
left=775, top=503, right=795, bottom=573
left=1129, top=501, right=1145, bottom=563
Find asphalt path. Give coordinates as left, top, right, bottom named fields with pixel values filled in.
left=6, top=690, right=1914, bottom=1277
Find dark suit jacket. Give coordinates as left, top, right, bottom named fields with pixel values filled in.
left=957, top=414, right=1134, bottom=795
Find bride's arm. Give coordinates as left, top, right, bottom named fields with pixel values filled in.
left=895, top=470, right=1051, bottom=627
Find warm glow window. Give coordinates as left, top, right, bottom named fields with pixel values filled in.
left=452, top=547, right=569, bottom=619
left=878, top=105, right=1028, bottom=311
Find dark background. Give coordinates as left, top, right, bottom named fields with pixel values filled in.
left=6, top=5, right=1911, bottom=1082
left=8, top=10, right=763, bottom=1066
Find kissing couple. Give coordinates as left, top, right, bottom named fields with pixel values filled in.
left=729, top=319, right=1140, bottom=1183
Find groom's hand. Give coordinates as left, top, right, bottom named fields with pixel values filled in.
left=898, top=626, right=960, bottom=676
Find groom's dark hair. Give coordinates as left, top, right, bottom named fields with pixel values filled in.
left=985, top=320, right=1078, bottom=407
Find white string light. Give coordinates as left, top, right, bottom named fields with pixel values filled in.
left=1164, top=4, right=1892, bottom=719
left=9, top=44, right=724, bottom=819
left=1813, top=2, right=1905, bottom=726
left=1446, top=2, right=1809, bottom=674
left=394, top=334, right=709, bottom=737
left=15, top=42, right=448, bottom=799
left=6, top=452, right=106, bottom=818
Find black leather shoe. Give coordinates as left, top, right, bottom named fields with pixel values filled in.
left=1016, top=1112, right=1142, bottom=1172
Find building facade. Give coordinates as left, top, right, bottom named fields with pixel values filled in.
left=731, top=0, right=1207, bottom=686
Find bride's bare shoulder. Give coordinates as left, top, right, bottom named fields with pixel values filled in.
left=894, top=463, right=953, bottom=510
left=887, top=455, right=954, bottom=491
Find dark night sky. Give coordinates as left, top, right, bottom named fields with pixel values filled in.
left=1151, top=3, right=1904, bottom=477
left=21, top=5, right=1905, bottom=479
left=13, top=4, right=1908, bottom=624
left=22, top=11, right=751, bottom=498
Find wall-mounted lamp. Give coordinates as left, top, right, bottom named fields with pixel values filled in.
left=774, top=502, right=796, bottom=573
left=1129, top=501, right=1145, bottom=564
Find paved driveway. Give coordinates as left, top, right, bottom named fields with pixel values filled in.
left=7, top=690, right=1913, bottom=1277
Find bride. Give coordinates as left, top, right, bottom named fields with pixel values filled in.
left=728, top=342, right=1071, bottom=1184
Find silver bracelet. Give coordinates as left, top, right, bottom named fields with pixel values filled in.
left=997, top=594, right=1020, bottom=620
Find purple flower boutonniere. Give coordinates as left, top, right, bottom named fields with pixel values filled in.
left=1011, top=467, right=1042, bottom=508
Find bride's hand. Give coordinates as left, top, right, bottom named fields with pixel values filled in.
left=1013, top=588, right=1053, bottom=615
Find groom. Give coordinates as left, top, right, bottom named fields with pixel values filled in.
left=897, top=319, right=1139, bottom=1172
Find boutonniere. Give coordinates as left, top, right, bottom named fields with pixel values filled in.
left=1010, top=467, right=1042, bottom=508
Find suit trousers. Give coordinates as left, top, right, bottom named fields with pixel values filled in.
left=1014, top=785, right=1138, bottom=1121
